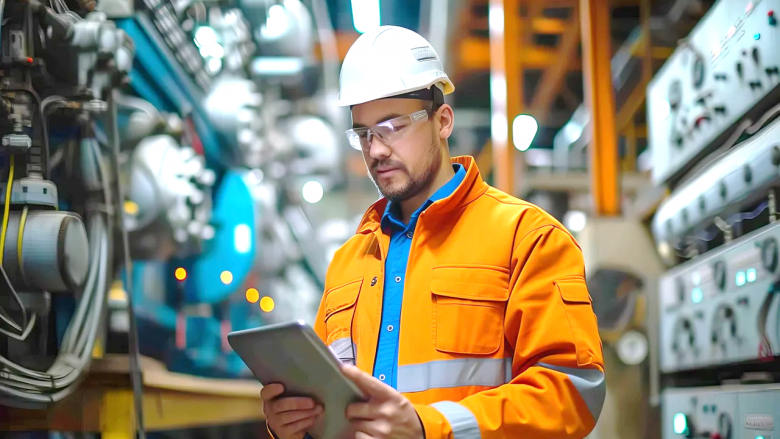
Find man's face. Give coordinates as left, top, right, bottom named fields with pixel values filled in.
left=351, top=98, right=441, bottom=203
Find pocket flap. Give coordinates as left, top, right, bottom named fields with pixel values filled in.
left=431, top=266, right=510, bottom=302
left=324, top=279, right=362, bottom=320
left=555, top=277, right=592, bottom=304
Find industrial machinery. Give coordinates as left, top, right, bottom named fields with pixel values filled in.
left=0, top=0, right=135, bottom=407
left=649, top=0, right=780, bottom=434
left=658, top=220, right=780, bottom=373
left=661, top=384, right=780, bottom=439
left=647, top=0, right=780, bottom=186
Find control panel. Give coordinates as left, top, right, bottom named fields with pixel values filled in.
left=662, top=385, right=780, bottom=439
left=652, top=117, right=780, bottom=250
left=659, top=221, right=780, bottom=373
left=647, top=0, right=780, bottom=185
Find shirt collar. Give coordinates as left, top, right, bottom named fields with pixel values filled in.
left=381, top=163, right=466, bottom=230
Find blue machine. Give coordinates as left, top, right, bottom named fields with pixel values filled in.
left=110, top=11, right=264, bottom=378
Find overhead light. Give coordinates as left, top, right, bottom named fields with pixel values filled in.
left=260, top=296, right=275, bottom=312
left=220, top=270, right=233, bottom=285
left=564, top=210, right=587, bottom=233
left=251, top=57, right=305, bottom=76
left=261, top=4, right=290, bottom=39
left=351, top=0, right=380, bottom=34
left=234, top=224, right=252, bottom=254
left=512, top=114, right=538, bottom=151
left=245, top=288, right=260, bottom=303
left=207, top=58, right=222, bottom=74
left=302, top=180, right=324, bottom=204
left=491, top=113, right=508, bottom=145
left=194, top=26, right=218, bottom=47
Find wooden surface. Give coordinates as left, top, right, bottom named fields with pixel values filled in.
left=0, top=355, right=266, bottom=435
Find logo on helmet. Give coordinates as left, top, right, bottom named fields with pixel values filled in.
left=412, top=46, right=437, bottom=62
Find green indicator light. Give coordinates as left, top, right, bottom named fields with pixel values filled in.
left=673, top=413, right=688, bottom=435
left=736, top=271, right=747, bottom=287
left=756, top=436, right=765, bottom=439
left=755, top=33, right=761, bottom=40
left=692, top=288, right=703, bottom=304
left=747, top=268, right=757, bottom=283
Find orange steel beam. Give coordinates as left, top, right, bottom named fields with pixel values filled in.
left=488, top=0, right=522, bottom=194
left=581, top=0, right=620, bottom=216
left=528, top=3, right=581, bottom=125
left=458, top=38, right=582, bottom=70
left=473, top=16, right=568, bottom=34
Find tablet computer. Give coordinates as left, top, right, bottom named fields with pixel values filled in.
left=228, top=320, right=366, bottom=439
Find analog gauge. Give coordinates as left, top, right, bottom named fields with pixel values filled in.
left=616, top=330, right=649, bottom=365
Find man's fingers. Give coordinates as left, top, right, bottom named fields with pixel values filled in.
left=272, top=397, right=317, bottom=413
left=279, top=413, right=319, bottom=437
left=342, top=365, right=391, bottom=398
left=277, top=406, right=323, bottom=427
left=354, top=432, right=375, bottom=439
left=352, top=420, right=390, bottom=438
left=345, top=402, right=378, bottom=420
left=260, top=383, right=285, bottom=401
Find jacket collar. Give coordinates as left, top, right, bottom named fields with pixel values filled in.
left=357, top=155, right=489, bottom=234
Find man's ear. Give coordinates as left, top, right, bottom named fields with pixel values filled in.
left=436, top=104, right=454, bottom=140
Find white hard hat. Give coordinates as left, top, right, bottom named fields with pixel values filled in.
left=336, top=25, right=455, bottom=107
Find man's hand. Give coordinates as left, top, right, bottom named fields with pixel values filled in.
left=342, top=365, right=424, bottom=439
left=261, top=383, right=323, bottom=439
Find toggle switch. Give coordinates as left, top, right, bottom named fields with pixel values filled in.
left=714, top=106, right=726, bottom=115
left=766, top=66, right=780, bottom=77
left=714, top=73, right=727, bottom=81
left=750, top=81, right=763, bottom=90
left=737, top=62, right=744, bottom=80
left=770, top=10, right=777, bottom=26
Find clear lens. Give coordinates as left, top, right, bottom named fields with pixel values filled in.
left=344, top=110, right=429, bottom=151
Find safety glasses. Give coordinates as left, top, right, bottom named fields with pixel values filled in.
left=345, top=110, right=429, bottom=151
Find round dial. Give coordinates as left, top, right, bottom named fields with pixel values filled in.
left=616, top=330, right=649, bottom=365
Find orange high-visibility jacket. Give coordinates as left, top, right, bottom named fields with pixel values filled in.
left=313, top=156, right=605, bottom=439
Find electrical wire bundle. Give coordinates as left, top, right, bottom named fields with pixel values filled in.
left=0, top=138, right=113, bottom=407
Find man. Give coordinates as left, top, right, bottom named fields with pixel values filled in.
left=262, top=25, right=605, bottom=439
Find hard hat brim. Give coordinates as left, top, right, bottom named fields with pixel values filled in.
left=336, top=79, right=455, bottom=107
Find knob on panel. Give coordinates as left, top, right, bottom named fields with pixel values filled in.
left=713, top=261, right=727, bottom=291
left=717, top=412, right=732, bottom=439
left=762, top=237, right=779, bottom=272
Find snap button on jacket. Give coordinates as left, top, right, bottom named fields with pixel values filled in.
left=313, top=155, right=606, bottom=439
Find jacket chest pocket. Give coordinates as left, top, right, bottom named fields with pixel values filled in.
left=431, top=265, right=510, bottom=355
left=324, top=279, right=362, bottom=347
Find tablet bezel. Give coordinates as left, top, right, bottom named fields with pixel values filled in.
left=227, top=320, right=365, bottom=439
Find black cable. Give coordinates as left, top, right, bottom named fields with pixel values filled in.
left=757, top=279, right=780, bottom=359
left=107, top=90, right=146, bottom=438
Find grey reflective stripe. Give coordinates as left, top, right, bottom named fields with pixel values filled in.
left=328, top=337, right=355, bottom=366
left=539, top=362, right=606, bottom=421
left=396, top=358, right=511, bottom=393
left=431, top=401, right=481, bottom=439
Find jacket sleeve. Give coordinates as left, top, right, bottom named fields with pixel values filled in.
left=414, top=224, right=606, bottom=439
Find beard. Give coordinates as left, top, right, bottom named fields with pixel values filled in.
left=368, top=141, right=442, bottom=203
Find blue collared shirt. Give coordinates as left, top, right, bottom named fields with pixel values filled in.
left=373, top=163, right=467, bottom=389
